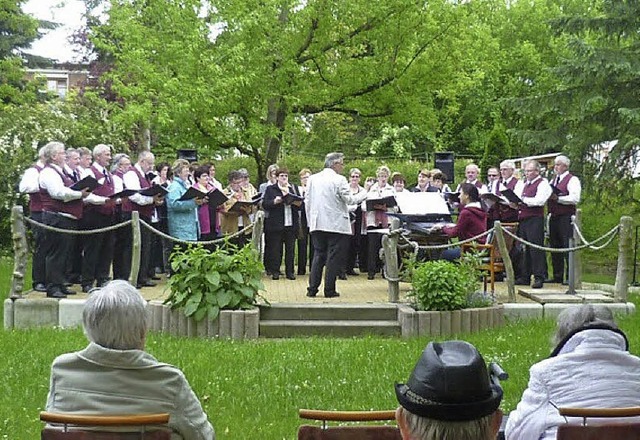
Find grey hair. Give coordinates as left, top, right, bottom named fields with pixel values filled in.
left=42, top=141, right=65, bottom=164
left=553, top=304, right=617, bottom=346
left=324, top=152, right=344, bottom=168
left=38, top=146, right=47, bottom=160
left=555, top=155, right=571, bottom=167
left=349, top=168, right=362, bottom=176
left=93, top=143, right=111, bottom=157
left=171, top=158, right=190, bottom=176
left=376, top=165, right=391, bottom=177
left=83, top=280, right=148, bottom=350
left=138, top=150, right=154, bottom=163
left=399, top=407, right=495, bottom=440
left=465, top=163, right=480, bottom=173
left=111, top=153, right=130, bottom=172
left=77, top=146, right=92, bottom=157
left=499, top=160, right=515, bottom=170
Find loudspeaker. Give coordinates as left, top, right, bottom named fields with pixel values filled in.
left=434, top=152, right=454, bottom=183
left=177, top=149, right=197, bottom=162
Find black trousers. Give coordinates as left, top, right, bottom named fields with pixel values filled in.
left=120, top=212, right=152, bottom=284
left=112, top=209, right=128, bottom=280
left=41, top=212, right=77, bottom=294
left=518, top=216, right=546, bottom=282
left=81, top=210, right=114, bottom=288
left=265, top=227, right=296, bottom=277
left=549, top=214, right=572, bottom=281
left=297, top=227, right=312, bottom=275
left=29, top=211, right=46, bottom=286
left=367, top=229, right=385, bottom=276
left=308, top=231, right=348, bottom=296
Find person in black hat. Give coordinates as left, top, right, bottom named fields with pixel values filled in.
left=395, top=340, right=503, bottom=440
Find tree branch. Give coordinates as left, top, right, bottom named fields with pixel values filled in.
left=295, top=16, right=318, bottom=61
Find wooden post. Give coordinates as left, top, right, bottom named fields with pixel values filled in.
left=494, top=221, right=515, bottom=302
left=10, top=206, right=28, bottom=299
left=129, top=211, right=141, bottom=286
left=383, top=217, right=401, bottom=303
left=614, top=216, right=633, bottom=302
left=572, top=209, right=582, bottom=289
left=251, top=210, right=264, bottom=251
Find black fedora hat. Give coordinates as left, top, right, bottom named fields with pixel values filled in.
left=395, top=340, right=502, bottom=421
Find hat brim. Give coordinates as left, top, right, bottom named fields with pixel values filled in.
left=395, top=382, right=502, bottom=422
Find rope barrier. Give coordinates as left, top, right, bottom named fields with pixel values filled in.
left=501, top=225, right=619, bottom=253
left=394, top=227, right=495, bottom=251
left=139, top=218, right=256, bottom=246
left=24, top=216, right=132, bottom=235
left=573, top=223, right=620, bottom=250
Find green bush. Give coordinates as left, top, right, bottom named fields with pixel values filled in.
left=165, top=243, right=265, bottom=320
left=408, top=255, right=482, bottom=311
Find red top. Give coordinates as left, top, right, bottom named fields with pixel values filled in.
left=443, top=205, right=487, bottom=244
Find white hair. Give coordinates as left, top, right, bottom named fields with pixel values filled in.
left=465, top=164, right=480, bottom=173
left=83, top=280, right=148, bottom=350
left=324, top=152, right=344, bottom=168
left=553, top=305, right=616, bottom=346
left=500, top=160, right=515, bottom=170
left=555, top=155, right=570, bottom=167
left=42, top=142, right=65, bottom=164
left=93, top=143, right=111, bottom=157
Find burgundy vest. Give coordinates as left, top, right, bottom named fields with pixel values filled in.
left=518, top=178, right=544, bottom=220
left=85, top=165, right=115, bottom=216
left=491, top=177, right=519, bottom=222
left=496, top=177, right=517, bottom=195
left=29, top=164, right=44, bottom=213
left=121, top=167, right=154, bottom=218
left=40, top=165, right=83, bottom=219
left=548, top=173, right=576, bottom=216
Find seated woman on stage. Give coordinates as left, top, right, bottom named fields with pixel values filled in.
left=433, top=182, right=486, bottom=261
left=506, top=304, right=640, bottom=440
left=45, top=280, right=215, bottom=440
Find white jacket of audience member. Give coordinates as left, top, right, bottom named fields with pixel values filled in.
left=46, top=342, right=215, bottom=440
left=505, top=328, right=640, bottom=440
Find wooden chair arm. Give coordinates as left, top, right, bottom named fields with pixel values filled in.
left=559, top=407, right=640, bottom=418
left=461, top=243, right=492, bottom=250
left=298, top=409, right=396, bottom=422
left=40, top=412, right=170, bottom=427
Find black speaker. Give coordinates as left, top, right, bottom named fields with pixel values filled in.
left=434, top=152, right=454, bottom=183
left=177, top=149, right=197, bottom=162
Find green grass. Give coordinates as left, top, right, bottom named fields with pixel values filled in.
left=2, top=299, right=640, bottom=439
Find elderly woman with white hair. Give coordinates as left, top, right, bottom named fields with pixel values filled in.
left=505, top=304, right=640, bottom=440
left=44, top=280, right=215, bottom=440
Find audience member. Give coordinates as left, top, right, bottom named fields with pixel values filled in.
left=395, top=340, right=503, bottom=440
left=44, top=280, right=215, bottom=440
left=506, top=305, right=640, bottom=440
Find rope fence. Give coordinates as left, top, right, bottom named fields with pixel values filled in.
left=24, top=216, right=132, bottom=234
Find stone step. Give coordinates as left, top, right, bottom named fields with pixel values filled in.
left=259, top=303, right=398, bottom=321
left=259, top=320, right=401, bottom=338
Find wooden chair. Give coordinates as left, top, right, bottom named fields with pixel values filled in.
left=461, top=222, right=518, bottom=293
left=40, top=412, right=171, bottom=440
left=556, top=406, right=640, bottom=440
left=297, top=409, right=401, bottom=440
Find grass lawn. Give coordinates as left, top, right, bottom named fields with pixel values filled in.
left=1, top=256, right=637, bottom=438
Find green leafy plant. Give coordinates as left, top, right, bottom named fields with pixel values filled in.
left=165, top=243, right=265, bottom=321
left=408, top=253, right=482, bottom=311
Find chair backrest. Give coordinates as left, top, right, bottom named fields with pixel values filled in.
left=40, top=412, right=171, bottom=440
left=556, top=407, right=640, bottom=440
left=491, top=222, right=518, bottom=260
left=298, top=409, right=401, bottom=440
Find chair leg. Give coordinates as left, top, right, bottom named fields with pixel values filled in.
left=490, top=269, right=495, bottom=294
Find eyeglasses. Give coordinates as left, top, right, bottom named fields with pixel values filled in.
left=488, top=174, right=498, bottom=177
left=350, top=175, right=360, bottom=178
left=278, top=174, right=288, bottom=177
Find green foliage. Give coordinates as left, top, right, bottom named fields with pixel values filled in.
left=165, top=243, right=265, bottom=321
left=408, top=255, right=482, bottom=311
left=481, top=124, right=511, bottom=173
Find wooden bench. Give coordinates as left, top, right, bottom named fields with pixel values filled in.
left=40, top=412, right=171, bottom=440
left=297, top=409, right=401, bottom=440
left=556, top=406, right=640, bottom=440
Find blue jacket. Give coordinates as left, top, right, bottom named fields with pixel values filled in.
left=167, top=177, right=199, bottom=241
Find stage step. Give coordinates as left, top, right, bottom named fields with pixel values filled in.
left=258, top=304, right=400, bottom=337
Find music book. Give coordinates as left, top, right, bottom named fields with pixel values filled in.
left=139, top=184, right=169, bottom=197
left=178, top=187, right=208, bottom=201
left=443, top=191, right=460, bottom=204
left=501, top=188, right=524, bottom=205
left=550, top=185, right=567, bottom=196
left=178, top=187, right=229, bottom=206
left=480, top=192, right=510, bottom=205
left=70, top=175, right=99, bottom=192
left=365, top=195, right=397, bottom=211
left=228, top=198, right=260, bottom=213
left=108, top=189, right=138, bottom=199
left=282, top=192, right=304, bottom=205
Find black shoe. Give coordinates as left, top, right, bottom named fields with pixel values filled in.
left=47, top=291, right=67, bottom=299
left=514, top=278, right=529, bottom=285
left=82, top=285, right=93, bottom=293
left=286, top=274, right=296, bottom=280
left=137, top=280, right=156, bottom=288
left=306, top=289, right=317, bottom=298
left=532, top=279, right=544, bottom=289
left=150, top=275, right=161, bottom=281
left=325, top=292, right=340, bottom=298
left=33, top=283, right=47, bottom=292
left=297, top=270, right=306, bottom=276
left=61, top=287, right=77, bottom=295
left=338, top=273, right=347, bottom=280
left=97, top=279, right=110, bottom=288
left=367, top=274, right=375, bottom=280
left=272, top=273, right=280, bottom=280
left=346, top=270, right=359, bottom=276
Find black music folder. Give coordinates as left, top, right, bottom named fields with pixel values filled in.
left=108, top=189, right=138, bottom=199
left=228, top=197, right=261, bottom=213
left=139, top=184, right=169, bottom=197
left=443, top=191, right=460, bottom=204
left=480, top=192, right=509, bottom=205
left=500, top=188, right=524, bottom=205
left=282, top=192, right=304, bottom=205
left=550, top=185, right=567, bottom=197
left=70, top=175, right=99, bottom=192
left=366, top=195, right=397, bottom=211
left=178, top=187, right=229, bottom=206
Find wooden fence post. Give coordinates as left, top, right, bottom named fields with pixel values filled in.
left=572, top=209, right=583, bottom=290
left=383, top=217, right=401, bottom=303
left=10, top=206, right=28, bottom=299
left=251, top=210, right=264, bottom=252
left=494, top=221, right=515, bottom=302
left=129, top=211, right=141, bottom=286
left=614, top=216, right=633, bottom=302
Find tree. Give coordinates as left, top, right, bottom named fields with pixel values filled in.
left=481, top=124, right=511, bottom=173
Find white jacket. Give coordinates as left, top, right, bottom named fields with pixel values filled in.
left=505, top=328, right=640, bottom=440
left=305, top=167, right=366, bottom=235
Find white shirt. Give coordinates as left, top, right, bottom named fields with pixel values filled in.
left=39, top=164, right=83, bottom=203
left=516, top=176, right=552, bottom=207
left=19, top=161, right=44, bottom=194
left=552, top=171, right=581, bottom=206
left=124, top=163, right=154, bottom=206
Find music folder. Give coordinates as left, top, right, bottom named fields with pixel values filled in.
left=550, top=185, right=567, bottom=196
left=500, top=188, right=524, bottom=205
left=480, top=192, right=509, bottom=206
left=70, top=175, right=99, bottom=192
left=139, top=184, right=169, bottom=197
left=365, top=195, right=397, bottom=211
left=443, top=191, right=460, bottom=204
left=108, top=189, right=138, bottom=199
left=282, top=192, right=304, bottom=205
left=228, top=197, right=261, bottom=213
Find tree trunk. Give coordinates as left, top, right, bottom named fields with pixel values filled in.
left=263, top=96, right=287, bottom=170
